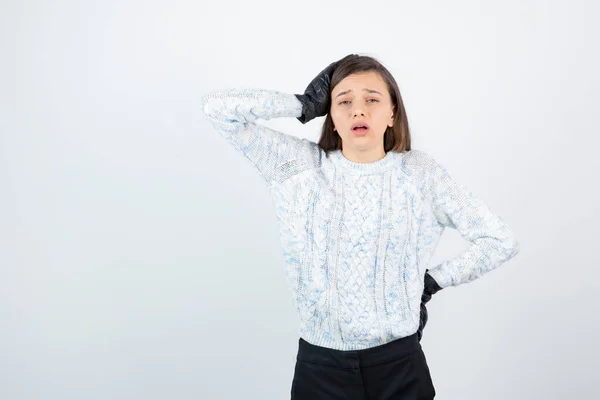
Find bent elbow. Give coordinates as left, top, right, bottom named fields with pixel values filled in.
left=502, top=233, right=520, bottom=260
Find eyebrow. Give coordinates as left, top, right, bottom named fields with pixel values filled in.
left=334, top=88, right=383, bottom=98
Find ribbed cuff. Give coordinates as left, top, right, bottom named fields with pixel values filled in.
left=427, top=267, right=452, bottom=289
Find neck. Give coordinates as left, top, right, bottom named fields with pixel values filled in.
left=341, top=147, right=386, bottom=164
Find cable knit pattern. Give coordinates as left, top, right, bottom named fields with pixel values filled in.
left=200, top=88, right=520, bottom=350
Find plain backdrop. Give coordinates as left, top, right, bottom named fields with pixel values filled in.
left=1, top=0, right=599, bottom=399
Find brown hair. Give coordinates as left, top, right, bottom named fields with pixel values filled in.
left=317, top=54, right=411, bottom=153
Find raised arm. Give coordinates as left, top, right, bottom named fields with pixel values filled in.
left=411, top=150, right=520, bottom=288
left=200, top=88, right=318, bottom=185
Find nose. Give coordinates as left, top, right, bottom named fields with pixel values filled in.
left=352, top=106, right=365, bottom=117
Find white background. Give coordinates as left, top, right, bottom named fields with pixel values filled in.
left=1, top=0, right=599, bottom=399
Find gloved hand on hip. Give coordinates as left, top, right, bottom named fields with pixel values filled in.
left=295, top=55, right=353, bottom=124
left=417, top=269, right=443, bottom=342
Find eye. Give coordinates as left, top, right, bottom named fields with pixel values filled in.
left=338, top=99, right=379, bottom=105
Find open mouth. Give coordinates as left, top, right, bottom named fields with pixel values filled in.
left=352, top=125, right=369, bottom=135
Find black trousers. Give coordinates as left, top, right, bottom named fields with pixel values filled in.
left=290, top=332, right=436, bottom=400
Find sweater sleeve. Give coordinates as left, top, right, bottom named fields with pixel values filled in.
left=200, top=88, right=317, bottom=185
left=417, top=150, right=520, bottom=288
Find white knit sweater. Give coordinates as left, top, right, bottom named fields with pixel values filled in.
left=200, top=88, right=520, bottom=351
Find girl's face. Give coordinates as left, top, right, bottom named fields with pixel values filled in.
left=330, top=71, right=395, bottom=154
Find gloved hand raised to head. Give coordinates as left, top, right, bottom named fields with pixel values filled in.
left=295, top=55, right=355, bottom=124
left=417, top=269, right=443, bottom=342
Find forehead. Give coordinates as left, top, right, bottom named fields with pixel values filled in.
left=332, top=71, right=387, bottom=95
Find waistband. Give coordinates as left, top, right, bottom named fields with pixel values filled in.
left=296, top=332, right=421, bottom=369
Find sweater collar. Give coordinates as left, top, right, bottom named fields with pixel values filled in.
left=330, top=149, right=397, bottom=175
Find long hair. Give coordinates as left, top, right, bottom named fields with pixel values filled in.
left=317, top=54, right=411, bottom=153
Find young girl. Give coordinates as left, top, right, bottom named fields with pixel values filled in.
left=201, top=54, right=520, bottom=400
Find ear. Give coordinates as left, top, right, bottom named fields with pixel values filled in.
left=388, top=107, right=396, bottom=127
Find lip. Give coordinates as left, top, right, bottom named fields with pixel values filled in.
left=352, top=128, right=369, bottom=136
left=351, top=122, right=369, bottom=136
left=351, top=122, right=370, bottom=130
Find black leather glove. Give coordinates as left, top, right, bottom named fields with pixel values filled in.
left=294, top=57, right=347, bottom=124
left=417, top=269, right=443, bottom=342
